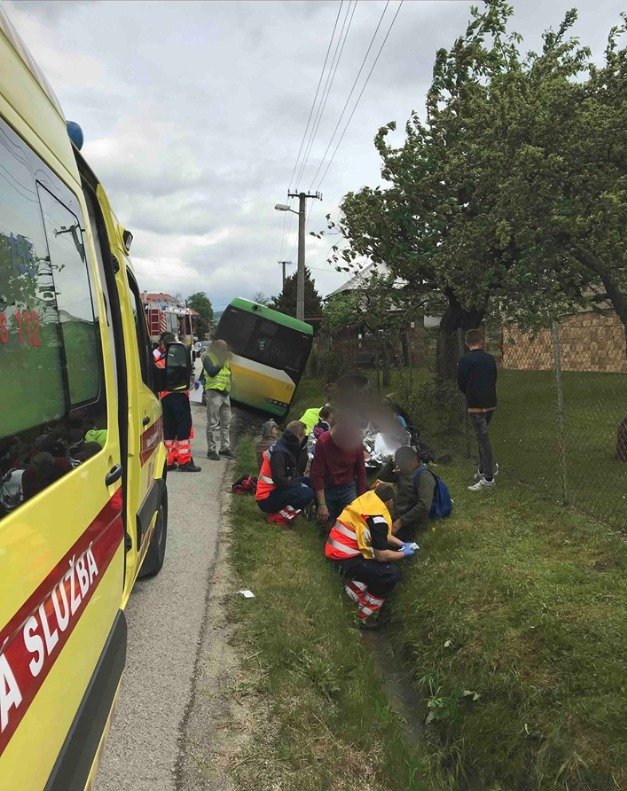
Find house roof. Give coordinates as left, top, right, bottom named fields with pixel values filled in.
left=328, top=262, right=391, bottom=296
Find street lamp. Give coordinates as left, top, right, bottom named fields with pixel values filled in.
left=274, top=204, right=297, bottom=213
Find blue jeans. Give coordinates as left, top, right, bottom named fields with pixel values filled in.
left=257, top=477, right=314, bottom=514
left=325, top=482, right=357, bottom=521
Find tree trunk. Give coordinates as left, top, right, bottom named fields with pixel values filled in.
left=380, top=340, right=392, bottom=388
left=436, top=291, right=485, bottom=383
left=576, top=250, right=627, bottom=352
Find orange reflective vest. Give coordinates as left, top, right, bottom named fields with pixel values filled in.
left=154, top=349, right=171, bottom=400
left=324, top=490, right=392, bottom=561
left=255, top=450, right=275, bottom=501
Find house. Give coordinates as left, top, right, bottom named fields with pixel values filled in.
left=324, top=263, right=426, bottom=368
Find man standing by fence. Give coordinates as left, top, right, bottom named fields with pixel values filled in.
left=457, top=328, right=498, bottom=491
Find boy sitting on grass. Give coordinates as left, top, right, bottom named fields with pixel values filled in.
left=377, top=446, right=435, bottom=542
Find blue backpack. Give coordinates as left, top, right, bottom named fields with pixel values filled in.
left=414, top=467, right=453, bottom=518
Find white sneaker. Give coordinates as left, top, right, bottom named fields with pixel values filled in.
left=474, top=463, right=499, bottom=481
left=468, top=477, right=496, bottom=491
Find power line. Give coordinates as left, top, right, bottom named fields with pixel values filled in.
left=309, top=0, right=390, bottom=190
left=287, top=1, right=344, bottom=192
left=294, top=0, right=358, bottom=189
left=316, top=0, right=404, bottom=191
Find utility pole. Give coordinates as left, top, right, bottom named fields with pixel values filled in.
left=287, top=190, right=322, bottom=321
left=278, top=260, right=293, bottom=290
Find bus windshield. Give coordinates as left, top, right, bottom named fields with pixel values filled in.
left=218, top=306, right=310, bottom=374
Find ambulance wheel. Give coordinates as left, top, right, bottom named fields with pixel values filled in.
left=140, top=488, right=168, bottom=578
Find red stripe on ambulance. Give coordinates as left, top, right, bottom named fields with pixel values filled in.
left=0, top=492, right=123, bottom=756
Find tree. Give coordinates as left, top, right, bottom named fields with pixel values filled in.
left=325, top=1, right=626, bottom=380
left=271, top=267, right=323, bottom=319
left=251, top=291, right=271, bottom=306
left=185, top=292, right=213, bottom=340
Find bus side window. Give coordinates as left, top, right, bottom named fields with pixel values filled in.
left=126, top=270, right=152, bottom=387
left=0, top=116, right=107, bottom=518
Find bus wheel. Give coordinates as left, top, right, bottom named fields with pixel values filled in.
left=140, top=488, right=168, bottom=578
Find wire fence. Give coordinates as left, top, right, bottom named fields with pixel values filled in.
left=311, top=314, right=627, bottom=530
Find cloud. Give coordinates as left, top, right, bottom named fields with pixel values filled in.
left=5, top=0, right=622, bottom=310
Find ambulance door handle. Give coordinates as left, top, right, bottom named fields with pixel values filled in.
left=105, top=465, right=123, bottom=486
left=143, top=415, right=151, bottom=426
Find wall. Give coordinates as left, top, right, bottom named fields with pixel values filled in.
left=502, top=310, right=626, bottom=373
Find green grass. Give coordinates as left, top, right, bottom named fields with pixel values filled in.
left=493, top=370, right=627, bottom=530
left=229, top=440, right=439, bottom=790
left=394, top=461, right=626, bottom=789
left=281, top=374, right=626, bottom=788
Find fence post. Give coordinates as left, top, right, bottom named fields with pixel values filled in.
left=550, top=322, right=569, bottom=505
left=457, top=328, right=471, bottom=458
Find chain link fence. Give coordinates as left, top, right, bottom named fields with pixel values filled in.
left=310, top=315, right=627, bottom=529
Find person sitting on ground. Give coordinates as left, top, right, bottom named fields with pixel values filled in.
left=324, top=483, right=416, bottom=628
left=377, top=446, right=436, bottom=542
left=255, top=421, right=314, bottom=520
left=311, top=413, right=367, bottom=525
left=381, top=395, right=409, bottom=429
left=299, top=405, right=323, bottom=435
left=312, top=405, right=335, bottom=440
left=255, top=420, right=279, bottom=469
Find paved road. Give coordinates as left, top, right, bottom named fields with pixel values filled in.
left=96, top=402, right=229, bottom=791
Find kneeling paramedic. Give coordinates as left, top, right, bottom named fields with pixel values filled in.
left=154, top=332, right=201, bottom=472
left=324, top=484, right=416, bottom=627
left=256, top=421, right=314, bottom=522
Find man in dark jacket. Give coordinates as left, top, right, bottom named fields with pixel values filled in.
left=255, top=421, right=314, bottom=516
left=377, top=447, right=435, bottom=541
left=457, top=328, right=498, bottom=491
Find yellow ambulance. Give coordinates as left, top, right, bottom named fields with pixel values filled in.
left=0, top=10, right=189, bottom=789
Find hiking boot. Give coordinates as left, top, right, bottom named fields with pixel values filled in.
left=219, top=448, right=235, bottom=458
left=179, top=460, right=202, bottom=472
left=207, top=451, right=220, bottom=461
left=166, top=463, right=178, bottom=472
left=468, top=477, right=496, bottom=491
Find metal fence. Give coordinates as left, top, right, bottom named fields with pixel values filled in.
left=311, top=318, right=627, bottom=530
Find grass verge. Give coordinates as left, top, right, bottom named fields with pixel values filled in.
left=394, top=460, right=626, bottom=789
left=228, top=438, right=437, bottom=790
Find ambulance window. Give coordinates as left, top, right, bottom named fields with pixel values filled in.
left=38, top=185, right=102, bottom=405
left=0, top=115, right=107, bottom=519
left=126, top=271, right=152, bottom=386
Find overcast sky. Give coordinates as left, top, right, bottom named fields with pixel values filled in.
left=6, top=0, right=623, bottom=309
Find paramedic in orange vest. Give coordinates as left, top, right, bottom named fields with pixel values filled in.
left=154, top=332, right=201, bottom=473
left=324, top=483, right=416, bottom=628
left=256, top=421, right=313, bottom=520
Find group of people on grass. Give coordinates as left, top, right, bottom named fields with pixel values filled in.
left=252, top=328, right=498, bottom=629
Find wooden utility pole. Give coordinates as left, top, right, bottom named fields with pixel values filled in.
left=287, top=191, right=322, bottom=321
left=278, top=260, right=293, bottom=290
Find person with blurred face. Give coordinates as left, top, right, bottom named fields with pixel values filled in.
left=311, top=414, right=367, bottom=525
left=202, top=338, right=233, bottom=461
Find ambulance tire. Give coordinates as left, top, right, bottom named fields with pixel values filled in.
left=140, top=488, right=168, bottom=578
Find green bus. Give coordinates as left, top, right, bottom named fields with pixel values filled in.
left=216, top=298, right=313, bottom=417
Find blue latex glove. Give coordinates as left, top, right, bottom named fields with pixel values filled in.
left=400, top=544, right=415, bottom=558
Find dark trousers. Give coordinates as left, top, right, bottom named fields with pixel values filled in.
left=326, top=482, right=357, bottom=521
left=257, top=477, right=314, bottom=514
left=469, top=409, right=495, bottom=480
left=337, top=556, right=401, bottom=598
left=162, top=392, right=192, bottom=440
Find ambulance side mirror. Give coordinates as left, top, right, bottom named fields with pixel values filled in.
left=164, top=342, right=191, bottom=391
